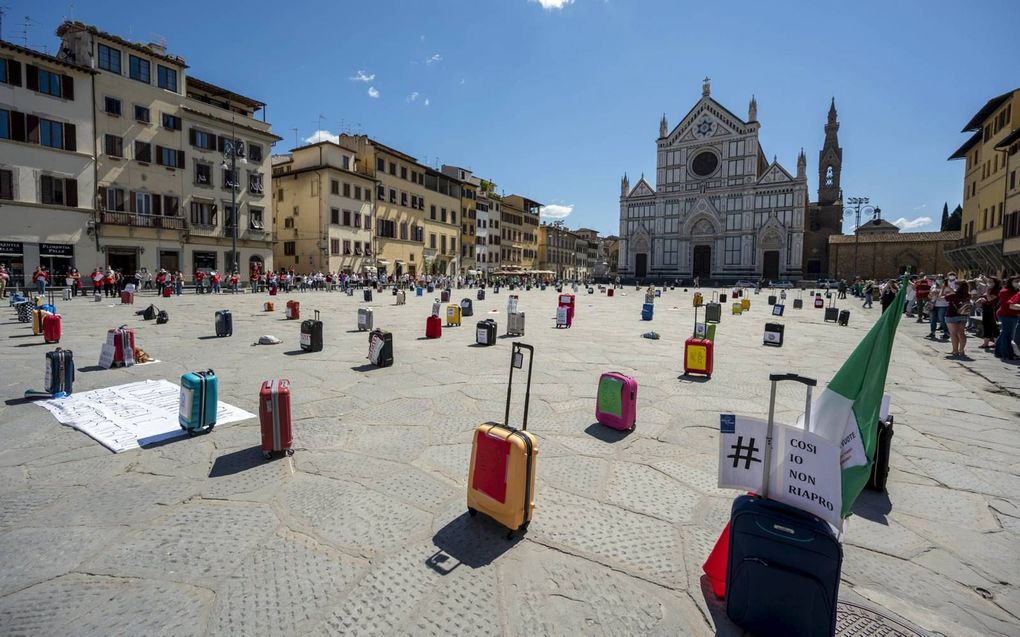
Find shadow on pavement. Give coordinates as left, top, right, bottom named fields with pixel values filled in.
left=851, top=489, right=892, bottom=524
left=209, top=446, right=266, bottom=477
left=427, top=511, right=523, bottom=574
left=583, top=422, right=633, bottom=442
left=16, top=342, right=47, bottom=347
left=197, top=335, right=223, bottom=340
left=350, top=364, right=383, bottom=372
left=4, top=397, right=36, bottom=406
left=283, top=350, right=311, bottom=356
left=699, top=575, right=744, bottom=637
left=77, top=365, right=106, bottom=373
left=678, top=374, right=711, bottom=384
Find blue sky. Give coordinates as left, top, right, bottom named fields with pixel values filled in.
left=10, top=0, right=1019, bottom=235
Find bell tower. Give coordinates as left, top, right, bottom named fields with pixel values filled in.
left=817, top=98, right=842, bottom=206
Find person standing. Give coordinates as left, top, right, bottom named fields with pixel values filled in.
left=928, top=278, right=950, bottom=340
left=32, top=266, right=47, bottom=295
left=103, top=268, right=115, bottom=297
left=944, top=280, right=972, bottom=358
left=914, top=275, right=932, bottom=323
left=978, top=278, right=1001, bottom=350
left=862, top=280, right=874, bottom=308
left=0, top=265, right=8, bottom=298
left=995, top=276, right=1020, bottom=360
left=881, top=281, right=898, bottom=313
left=210, top=271, right=221, bottom=294
left=905, top=276, right=917, bottom=317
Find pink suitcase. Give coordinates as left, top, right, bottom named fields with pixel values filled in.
left=595, top=371, right=637, bottom=431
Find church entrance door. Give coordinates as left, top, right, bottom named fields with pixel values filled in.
left=693, top=245, right=712, bottom=279
left=635, top=253, right=648, bottom=278
left=763, top=250, right=780, bottom=281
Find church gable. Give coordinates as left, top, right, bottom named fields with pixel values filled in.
left=757, top=161, right=795, bottom=185
left=628, top=178, right=655, bottom=198
left=667, top=98, right=745, bottom=145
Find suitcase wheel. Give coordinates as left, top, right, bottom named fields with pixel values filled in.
left=263, top=451, right=273, bottom=460
left=285, top=448, right=295, bottom=456
left=467, top=507, right=478, bottom=517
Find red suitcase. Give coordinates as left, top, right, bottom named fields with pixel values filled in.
left=108, top=326, right=136, bottom=366
left=121, top=291, right=134, bottom=304
left=259, top=379, right=294, bottom=459
left=269, top=286, right=278, bottom=296
left=285, top=300, right=300, bottom=320
left=162, top=286, right=172, bottom=298
left=426, top=314, right=442, bottom=339
left=43, top=313, right=62, bottom=344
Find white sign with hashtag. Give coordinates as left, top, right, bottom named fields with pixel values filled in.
left=717, top=414, right=769, bottom=492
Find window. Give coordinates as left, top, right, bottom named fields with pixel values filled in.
left=284, top=217, right=294, bottom=228
left=161, top=113, right=181, bottom=130
left=223, top=168, right=239, bottom=189
left=451, top=211, right=456, bottom=225
left=400, top=222, right=408, bottom=240
left=343, top=182, right=351, bottom=197
left=133, top=140, right=151, bottom=163
left=726, top=213, right=742, bottom=231
left=0, top=109, right=8, bottom=139
left=354, top=186, right=361, bottom=200
left=162, top=195, right=180, bottom=216
left=343, top=209, right=351, bottom=226
left=725, top=237, right=741, bottom=265
left=104, top=96, right=122, bottom=116
left=191, top=129, right=216, bottom=150
left=157, top=65, right=177, bottom=91
left=40, top=176, right=77, bottom=206
left=401, top=192, right=407, bottom=206
left=0, top=169, right=11, bottom=200
left=329, top=239, right=340, bottom=255
left=364, top=186, right=371, bottom=202
left=134, top=104, right=150, bottom=123
left=331, top=180, right=339, bottom=195
left=430, top=234, right=436, bottom=249
left=157, top=146, right=183, bottom=168
left=37, top=68, right=63, bottom=97
left=451, top=238, right=456, bottom=254
left=377, top=185, right=385, bottom=199
left=376, top=158, right=385, bottom=171
left=354, top=241, right=362, bottom=255
left=377, top=218, right=396, bottom=238
left=284, top=241, right=296, bottom=256
left=190, top=200, right=217, bottom=226
left=330, top=208, right=340, bottom=224
left=40, top=119, right=64, bottom=149
left=104, top=134, right=123, bottom=157
left=441, top=208, right=447, bottom=223
left=98, top=44, right=121, bottom=73
left=195, top=163, right=212, bottom=185
left=248, top=143, right=262, bottom=163
left=342, top=155, right=350, bottom=170
left=389, top=189, right=396, bottom=203
left=389, top=162, right=396, bottom=175
left=104, top=187, right=125, bottom=211
left=430, top=205, right=436, bottom=220
left=400, top=166, right=407, bottom=179
left=132, top=191, right=151, bottom=214
left=129, top=56, right=150, bottom=83
left=248, top=172, right=264, bottom=194
left=354, top=212, right=361, bottom=228
left=343, top=240, right=352, bottom=255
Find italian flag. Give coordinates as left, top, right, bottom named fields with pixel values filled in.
left=799, top=276, right=907, bottom=516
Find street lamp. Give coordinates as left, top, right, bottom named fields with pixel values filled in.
left=843, top=196, right=880, bottom=280
left=221, top=138, right=246, bottom=276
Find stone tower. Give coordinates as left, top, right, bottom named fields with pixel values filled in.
left=818, top=98, right=842, bottom=206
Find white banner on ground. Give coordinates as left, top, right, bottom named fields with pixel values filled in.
left=36, top=379, right=254, bottom=453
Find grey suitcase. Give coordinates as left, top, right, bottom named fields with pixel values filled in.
left=507, top=312, right=526, bottom=336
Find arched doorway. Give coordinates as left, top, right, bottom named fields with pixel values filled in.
left=635, top=253, right=648, bottom=278
left=759, top=230, right=781, bottom=281
left=693, top=245, right=712, bottom=279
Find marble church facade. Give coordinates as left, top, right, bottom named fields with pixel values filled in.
left=618, top=79, right=811, bottom=283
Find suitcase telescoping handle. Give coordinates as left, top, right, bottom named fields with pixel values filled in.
left=505, top=342, right=534, bottom=431
left=315, top=309, right=320, bottom=321
left=761, top=373, right=817, bottom=499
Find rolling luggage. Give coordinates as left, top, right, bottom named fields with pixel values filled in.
left=793, top=298, right=803, bottom=309
left=447, top=304, right=462, bottom=327
left=556, top=306, right=570, bottom=328
left=731, top=302, right=742, bottom=315
left=838, top=310, right=850, bottom=326
left=441, top=289, right=451, bottom=303
left=396, top=290, right=406, bottom=305
left=45, top=348, right=74, bottom=396
left=259, top=379, right=294, bottom=459
left=726, top=373, right=842, bottom=637
left=507, top=312, right=525, bottom=336
left=731, top=290, right=739, bottom=299
left=684, top=304, right=713, bottom=378
left=392, top=286, right=398, bottom=296
left=358, top=307, right=373, bottom=331
left=121, top=290, right=134, bottom=304
left=764, top=322, right=784, bottom=346
left=43, top=313, right=61, bottom=344
left=867, top=415, right=894, bottom=492
left=720, top=293, right=727, bottom=304
left=814, top=296, right=824, bottom=309
left=461, top=298, right=474, bottom=317
left=587, top=287, right=594, bottom=294
left=607, top=288, right=614, bottom=297
left=269, top=286, right=278, bottom=296
left=824, top=307, right=839, bottom=322
left=63, top=288, right=72, bottom=301
left=768, top=295, right=777, bottom=305
left=364, top=289, right=373, bottom=302
left=641, top=303, right=654, bottom=321
left=467, top=342, right=538, bottom=538
left=107, top=326, right=135, bottom=367
left=162, top=286, right=172, bottom=298
left=477, top=289, right=485, bottom=301
left=215, top=310, right=233, bottom=337
left=427, top=284, right=435, bottom=293
left=285, top=300, right=300, bottom=320
left=32, top=308, right=50, bottom=335
left=476, top=319, right=497, bottom=346
left=693, top=292, right=703, bottom=306
left=178, top=370, right=217, bottom=436
left=93, top=292, right=102, bottom=302
left=740, top=298, right=750, bottom=312
left=368, top=329, right=394, bottom=366
left=595, top=371, right=637, bottom=431
left=265, top=302, right=274, bottom=312
left=772, top=304, right=785, bottom=317
left=15, top=301, right=32, bottom=323
left=300, top=310, right=324, bottom=352
left=426, top=314, right=443, bottom=339
left=416, top=287, right=424, bottom=297
left=705, top=302, right=721, bottom=324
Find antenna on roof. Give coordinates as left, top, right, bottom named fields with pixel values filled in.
left=0, top=6, right=8, bottom=40
left=290, top=128, right=299, bottom=148
left=19, top=15, right=36, bottom=47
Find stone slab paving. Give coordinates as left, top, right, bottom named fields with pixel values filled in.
left=0, top=286, right=1017, bottom=635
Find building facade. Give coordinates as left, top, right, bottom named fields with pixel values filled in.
left=0, top=40, right=98, bottom=287
left=442, top=164, right=477, bottom=276
left=1000, top=128, right=1020, bottom=271
left=271, top=139, right=375, bottom=273
left=501, top=194, right=541, bottom=271
left=618, top=79, right=809, bottom=283
left=57, top=21, right=279, bottom=278
left=538, top=222, right=577, bottom=279
left=828, top=222, right=962, bottom=280
left=574, top=228, right=600, bottom=281
left=947, top=88, right=1019, bottom=275
left=423, top=168, right=462, bottom=276
left=474, top=178, right=501, bottom=273
left=802, top=100, right=846, bottom=277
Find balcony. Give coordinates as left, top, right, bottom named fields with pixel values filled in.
left=101, top=211, right=185, bottom=230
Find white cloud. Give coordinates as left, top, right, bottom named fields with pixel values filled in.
left=367, top=86, right=380, bottom=99
left=892, top=216, right=932, bottom=230
left=420, top=35, right=426, bottom=43
left=540, top=204, right=573, bottom=219
left=530, top=0, right=574, bottom=9
left=304, top=129, right=339, bottom=145
left=426, top=53, right=442, bottom=65
left=349, top=70, right=375, bottom=82
left=407, top=91, right=419, bottom=102
left=911, top=203, right=927, bottom=211
left=424, top=98, right=430, bottom=107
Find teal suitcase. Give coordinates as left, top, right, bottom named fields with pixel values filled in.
left=179, top=369, right=217, bottom=436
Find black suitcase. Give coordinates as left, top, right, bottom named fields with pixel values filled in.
left=705, top=302, right=721, bottom=324
left=45, top=348, right=75, bottom=395
left=461, top=298, right=474, bottom=317
left=764, top=322, right=784, bottom=346
left=477, top=289, right=485, bottom=301
left=793, top=298, right=803, bottom=309
left=368, top=329, right=393, bottom=366
left=867, top=415, right=893, bottom=491
left=364, top=289, right=373, bottom=302
left=300, top=310, right=323, bottom=352
left=727, top=373, right=842, bottom=637
left=768, top=295, right=777, bottom=305
left=772, top=304, right=785, bottom=317
left=215, top=309, right=232, bottom=337
left=838, top=310, right=850, bottom=326
left=476, top=319, right=497, bottom=346
left=441, top=289, right=451, bottom=303
left=720, top=293, right=727, bottom=304
left=392, top=287, right=398, bottom=296
left=824, top=307, right=839, bottom=322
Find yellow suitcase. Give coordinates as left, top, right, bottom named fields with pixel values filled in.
left=732, top=302, right=743, bottom=315
left=467, top=342, right=538, bottom=538
left=693, top=292, right=703, bottom=307
left=33, top=309, right=50, bottom=335
left=741, top=298, right=751, bottom=312
left=446, top=304, right=462, bottom=327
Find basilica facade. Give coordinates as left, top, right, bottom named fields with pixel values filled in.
left=618, top=79, right=814, bottom=283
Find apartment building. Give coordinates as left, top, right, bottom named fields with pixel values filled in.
left=475, top=178, right=501, bottom=273
left=500, top=194, right=541, bottom=270
left=271, top=139, right=376, bottom=273
left=56, top=21, right=279, bottom=277
left=574, top=228, right=600, bottom=281
left=0, top=40, right=97, bottom=287
left=442, top=164, right=477, bottom=276
left=423, top=168, right=462, bottom=275
left=340, top=134, right=426, bottom=278
left=947, top=88, right=1020, bottom=275
left=538, top=223, right=577, bottom=279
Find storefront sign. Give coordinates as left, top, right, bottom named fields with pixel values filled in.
left=0, top=241, right=24, bottom=255
left=40, top=243, right=74, bottom=257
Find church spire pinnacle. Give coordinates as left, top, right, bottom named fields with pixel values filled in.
left=828, top=97, right=837, bottom=124
left=797, top=147, right=806, bottom=179
left=702, top=76, right=711, bottom=98
left=659, top=112, right=668, bottom=138
left=748, top=94, right=758, bottom=122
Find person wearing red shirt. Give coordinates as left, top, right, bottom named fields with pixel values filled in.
left=996, top=275, right=1020, bottom=360
left=210, top=271, right=222, bottom=294
left=914, top=276, right=932, bottom=323
left=195, top=270, right=206, bottom=294
left=229, top=272, right=239, bottom=294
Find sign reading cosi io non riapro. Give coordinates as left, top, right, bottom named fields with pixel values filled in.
left=768, top=424, right=842, bottom=528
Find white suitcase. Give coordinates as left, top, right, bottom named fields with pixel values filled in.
left=358, top=307, right=373, bottom=331
left=507, top=311, right=526, bottom=336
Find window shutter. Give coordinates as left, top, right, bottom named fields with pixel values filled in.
left=129, top=190, right=136, bottom=212
left=155, top=146, right=164, bottom=166
left=218, top=136, right=226, bottom=153
left=65, top=179, right=78, bottom=207
left=8, top=60, right=21, bottom=86
left=26, top=115, right=39, bottom=144
left=25, top=64, right=38, bottom=91
left=208, top=134, right=218, bottom=151
left=10, top=111, right=25, bottom=142
left=177, top=150, right=185, bottom=167
left=189, top=128, right=196, bottom=146
left=152, top=193, right=162, bottom=215
left=40, top=175, right=53, bottom=204
left=61, top=75, right=74, bottom=100
left=63, top=123, right=76, bottom=151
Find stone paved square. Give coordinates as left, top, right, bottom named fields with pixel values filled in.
left=1, top=286, right=1018, bottom=635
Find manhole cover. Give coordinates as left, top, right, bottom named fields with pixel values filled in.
left=837, top=601, right=925, bottom=636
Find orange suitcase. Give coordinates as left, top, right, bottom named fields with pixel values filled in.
left=467, top=342, right=538, bottom=538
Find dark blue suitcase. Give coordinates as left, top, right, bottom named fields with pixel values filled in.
left=45, top=348, right=75, bottom=395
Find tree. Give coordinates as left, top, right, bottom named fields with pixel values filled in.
left=945, top=205, right=962, bottom=231
left=940, top=202, right=950, bottom=231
